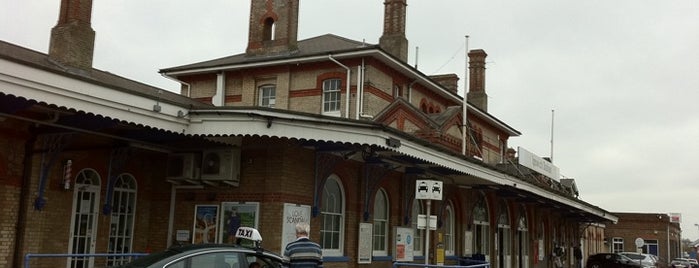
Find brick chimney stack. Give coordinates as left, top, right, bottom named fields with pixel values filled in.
left=467, top=49, right=488, bottom=111
left=379, top=0, right=408, bottom=62
left=246, top=0, right=299, bottom=55
left=49, top=0, right=96, bottom=70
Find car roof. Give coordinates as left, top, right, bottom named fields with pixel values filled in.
left=118, top=243, right=286, bottom=268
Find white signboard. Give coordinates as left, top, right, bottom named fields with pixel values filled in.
left=517, top=147, right=560, bottom=180
left=415, top=180, right=443, bottom=200
left=463, top=231, right=473, bottom=255
left=417, top=215, right=437, bottom=230
left=669, top=213, right=682, bottom=223
left=176, top=230, right=190, bottom=241
left=395, top=227, right=415, bottom=262
left=358, top=223, right=373, bottom=264
left=281, top=203, right=311, bottom=251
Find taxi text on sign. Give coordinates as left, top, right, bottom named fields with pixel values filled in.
left=415, top=180, right=443, bottom=200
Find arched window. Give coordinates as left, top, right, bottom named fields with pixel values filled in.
left=373, top=188, right=389, bottom=256
left=516, top=206, right=529, bottom=268
left=322, top=79, right=341, bottom=116
left=258, top=84, right=276, bottom=108
left=444, top=202, right=455, bottom=256
left=497, top=202, right=511, bottom=268
left=473, top=194, right=490, bottom=260
left=320, top=175, right=345, bottom=256
left=411, top=200, right=423, bottom=256
left=263, top=17, right=275, bottom=41
left=69, top=169, right=101, bottom=268
left=107, top=174, right=137, bottom=267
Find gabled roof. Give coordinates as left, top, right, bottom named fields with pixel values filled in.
left=373, top=97, right=439, bottom=130
left=160, top=34, right=372, bottom=73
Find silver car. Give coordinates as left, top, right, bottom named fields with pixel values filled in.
left=619, top=252, right=657, bottom=268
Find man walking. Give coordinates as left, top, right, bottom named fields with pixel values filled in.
left=574, top=244, right=583, bottom=268
left=284, top=223, right=323, bottom=268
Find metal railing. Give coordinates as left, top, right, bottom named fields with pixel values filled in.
left=24, top=252, right=149, bottom=268
left=393, top=260, right=490, bottom=268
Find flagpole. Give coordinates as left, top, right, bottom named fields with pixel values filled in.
left=462, top=35, right=470, bottom=155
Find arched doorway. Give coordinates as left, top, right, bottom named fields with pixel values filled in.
left=67, top=169, right=101, bottom=268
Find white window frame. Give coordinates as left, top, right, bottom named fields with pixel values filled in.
left=412, top=200, right=423, bottom=256
left=473, top=196, right=490, bottom=259
left=444, top=202, right=455, bottom=256
left=372, top=188, right=389, bottom=256
left=320, top=175, right=345, bottom=256
left=258, top=84, right=276, bottom=108
left=612, top=237, right=624, bottom=253
left=322, top=79, right=341, bottom=116
left=106, top=174, right=138, bottom=267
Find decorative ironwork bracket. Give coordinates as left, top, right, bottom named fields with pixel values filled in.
left=102, top=147, right=130, bottom=215
left=34, top=133, right=72, bottom=210
left=362, top=160, right=397, bottom=221
left=312, top=152, right=344, bottom=217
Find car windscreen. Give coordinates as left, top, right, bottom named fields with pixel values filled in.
left=623, top=254, right=643, bottom=260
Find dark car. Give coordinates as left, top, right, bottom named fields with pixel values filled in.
left=118, top=228, right=288, bottom=268
left=586, top=253, right=643, bottom=268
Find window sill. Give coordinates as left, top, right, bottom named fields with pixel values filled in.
left=322, top=256, right=350, bottom=262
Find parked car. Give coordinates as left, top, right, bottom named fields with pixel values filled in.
left=117, top=227, right=288, bottom=268
left=620, top=252, right=657, bottom=268
left=586, top=253, right=644, bottom=268
left=671, top=258, right=693, bottom=268
left=689, top=259, right=699, bottom=268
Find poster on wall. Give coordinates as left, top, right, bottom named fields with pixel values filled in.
left=193, top=205, right=219, bottom=244
left=218, top=202, right=260, bottom=244
left=463, top=231, right=473, bottom=256
left=281, top=203, right=311, bottom=251
left=358, top=222, right=373, bottom=264
left=394, top=227, right=414, bottom=262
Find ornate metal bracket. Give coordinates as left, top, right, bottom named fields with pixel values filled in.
left=401, top=167, right=423, bottom=225
left=34, top=133, right=72, bottom=210
left=102, top=147, right=130, bottom=215
left=362, top=160, right=396, bottom=222
left=312, top=152, right=344, bottom=217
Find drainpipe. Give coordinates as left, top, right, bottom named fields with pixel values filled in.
left=214, top=72, right=226, bottom=106
left=13, top=127, right=37, bottom=268
left=329, top=55, right=351, bottom=118
left=355, top=65, right=361, bottom=119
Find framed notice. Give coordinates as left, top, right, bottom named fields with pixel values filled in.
left=218, top=202, right=259, bottom=244
left=358, top=223, right=373, bottom=264
left=463, top=231, right=473, bottom=256
left=395, top=227, right=414, bottom=262
left=281, top=203, right=311, bottom=251
left=193, top=205, right=219, bottom=244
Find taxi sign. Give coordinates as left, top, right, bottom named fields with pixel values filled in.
left=235, top=227, right=263, bottom=242
left=415, top=180, right=443, bottom=200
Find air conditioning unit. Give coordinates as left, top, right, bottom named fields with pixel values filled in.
left=166, top=153, right=197, bottom=183
left=200, top=148, right=241, bottom=186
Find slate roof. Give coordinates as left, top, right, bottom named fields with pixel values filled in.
left=0, top=40, right=210, bottom=109
left=160, top=34, right=375, bottom=73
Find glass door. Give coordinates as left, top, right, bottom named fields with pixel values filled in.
left=67, top=169, right=101, bottom=268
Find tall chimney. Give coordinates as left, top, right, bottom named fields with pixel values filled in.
left=246, top=0, right=299, bottom=55
left=49, top=0, right=96, bottom=70
left=379, top=0, right=408, bottom=62
left=467, top=49, right=488, bottom=111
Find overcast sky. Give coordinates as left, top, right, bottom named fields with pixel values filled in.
left=3, top=1, right=699, bottom=241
